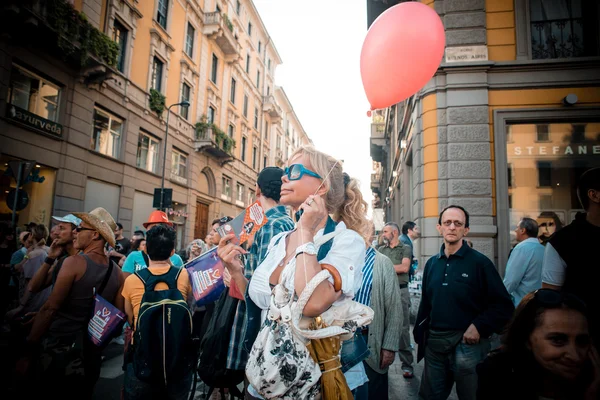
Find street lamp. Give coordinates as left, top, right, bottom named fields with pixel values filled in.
left=160, top=100, right=191, bottom=211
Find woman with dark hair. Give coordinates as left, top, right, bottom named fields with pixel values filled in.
left=477, top=289, right=600, bottom=400
left=130, top=238, right=146, bottom=253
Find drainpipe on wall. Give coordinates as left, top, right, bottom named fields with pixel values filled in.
left=258, top=35, right=272, bottom=171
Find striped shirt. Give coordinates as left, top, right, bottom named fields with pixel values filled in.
left=354, top=247, right=376, bottom=307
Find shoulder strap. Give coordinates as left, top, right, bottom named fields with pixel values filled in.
left=98, top=259, right=115, bottom=296
left=317, top=217, right=338, bottom=262
left=135, top=266, right=181, bottom=292
left=141, top=251, right=150, bottom=268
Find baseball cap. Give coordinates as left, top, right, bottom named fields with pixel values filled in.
left=52, top=214, right=82, bottom=226
left=257, top=167, right=284, bottom=201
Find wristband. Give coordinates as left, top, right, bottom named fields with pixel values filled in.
left=44, top=257, right=56, bottom=265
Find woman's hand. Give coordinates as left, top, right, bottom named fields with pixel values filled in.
left=217, top=234, right=246, bottom=275
left=297, top=195, right=328, bottom=237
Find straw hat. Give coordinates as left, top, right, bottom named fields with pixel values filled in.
left=72, top=207, right=117, bottom=248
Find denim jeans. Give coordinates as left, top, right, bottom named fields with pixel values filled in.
left=123, top=362, right=193, bottom=400
left=419, top=335, right=490, bottom=400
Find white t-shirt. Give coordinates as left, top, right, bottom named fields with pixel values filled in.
left=541, top=242, right=567, bottom=287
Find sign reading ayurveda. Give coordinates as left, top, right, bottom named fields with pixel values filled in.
left=7, top=104, right=63, bottom=138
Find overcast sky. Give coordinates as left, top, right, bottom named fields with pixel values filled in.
left=253, top=0, right=374, bottom=213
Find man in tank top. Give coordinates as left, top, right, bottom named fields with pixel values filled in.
left=17, top=207, right=125, bottom=399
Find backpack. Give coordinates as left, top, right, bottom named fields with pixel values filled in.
left=197, top=287, right=244, bottom=390
left=132, top=266, right=194, bottom=384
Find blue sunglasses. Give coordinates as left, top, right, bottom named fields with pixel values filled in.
left=284, top=164, right=322, bottom=181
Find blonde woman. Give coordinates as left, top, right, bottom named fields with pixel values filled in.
left=219, top=145, right=370, bottom=398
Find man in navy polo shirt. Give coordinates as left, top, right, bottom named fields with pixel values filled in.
left=415, top=205, right=513, bottom=400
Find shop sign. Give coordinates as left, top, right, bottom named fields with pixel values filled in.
left=445, top=46, right=488, bottom=63
left=6, top=104, right=63, bottom=138
left=511, top=144, right=600, bottom=156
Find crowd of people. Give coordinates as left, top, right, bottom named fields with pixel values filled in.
left=0, top=145, right=598, bottom=400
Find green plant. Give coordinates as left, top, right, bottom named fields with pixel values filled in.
left=149, top=89, right=166, bottom=117
left=222, top=13, right=234, bottom=32
left=194, top=115, right=212, bottom=140
left=45, top=0, right=119, bottom=67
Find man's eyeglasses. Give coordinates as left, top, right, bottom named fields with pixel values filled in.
left=74, top=226, right=96, bottom=233
left=442, top=220, right=465, bottom=228
left=284, top=164, right=322, bottom=181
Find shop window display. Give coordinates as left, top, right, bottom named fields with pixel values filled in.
left=506, top=122, right=600, bottom=247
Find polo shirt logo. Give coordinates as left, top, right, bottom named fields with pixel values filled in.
left=462, top=273, right=469, bottom=278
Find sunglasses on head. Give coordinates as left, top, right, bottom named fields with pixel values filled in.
left=533, top=288, right=587, bottom=310
left=218, top=216, right=233, bottom=226
left=284, top=164, right=322, bottom=181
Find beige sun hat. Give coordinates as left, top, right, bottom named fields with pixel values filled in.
left=72, top=207, right=117, bottom=248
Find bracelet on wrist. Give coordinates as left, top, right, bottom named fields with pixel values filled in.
left=44, top=257, right=56, bottom=265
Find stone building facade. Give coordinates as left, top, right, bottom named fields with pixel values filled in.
left=0, top=0, right=309, bottom=249
left=370, top=0, right=600, bottom=273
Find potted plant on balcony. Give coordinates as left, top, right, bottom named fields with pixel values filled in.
left=149, top=89, right=166, bottom=117
left=195, top=115, right=212, bottom=140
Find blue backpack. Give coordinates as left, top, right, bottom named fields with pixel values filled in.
left=133, top=266, right=194, bottom=384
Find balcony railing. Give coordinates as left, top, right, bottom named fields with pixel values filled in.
left=531, top=17, right=595, bottom=59
left=370, top=123, right=386, bottom=162
left=203, top=12, right=241, bottom=59
left=1, top=0, right=118, bottom=79
left=193, top=126, right=234, bottom=164
left=263, top=95, right=283, bottom=121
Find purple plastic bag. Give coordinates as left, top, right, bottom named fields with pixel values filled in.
left=88, top=294, right=126, bottom=347
left=185, top=248, right=226, bottom=306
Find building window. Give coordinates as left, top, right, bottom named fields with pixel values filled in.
left=243, top=95, right=249, bottom=118
left=252, top=146, right=257, bottom=169
left=536, top=124, right=549, bottom=141
left=254, top=107, right=259, bottom=129
left=92, top=107, right=122, bottom=158
left=236, top=183, right=245, bottom=204
left=258, top=40, right=262, bottom=53
left=505, top=121, right=599, bottom=248
left=207, top=106, right=216, bottom=124
left=136, top=131, right=159, bottom=173
left=8, top=64, right=60, bottom=122
left=247, top=22, right=252, bottom=36
left=151, top=57, right=164, bottom=92
left=267, top=86, right=270, bottom=95
left=236, top=0, right=241, bottom=14
left=267, top=58, right=271, bottom=72
left=222, top=175, right=231, bottom=200
left=211, top=54, right=218, bottom=83
left=112, top=20, right=128, bottom=73
left=571, top=124, right=586, bottom=142
left=537, top=161, right=552, bottom=187
left=276, top=134, right=281, bottom=150
left=228, top=124, right=235, bottom=138
left=248, top=189, right=255, bottom=205
left=180, top=83, right=191, bottom=119
left=171, top=149, right=187, bottom=178
left=156, top=0, right=169, bottom=29
left=185, top=23, right=195, bottom=56
left=263, top=156, right=267, bottom=169
left=256, top=70, right=260, bottom=88
left=529, top=0, right=598, bottom=59
left=246, top=54, right=251, bottom=73
left=230, top=78, right=236, bottom=104
left=241, top=136, right=247, bottom=162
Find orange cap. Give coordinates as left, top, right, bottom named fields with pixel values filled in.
left=143, top=210, right=173, bottom=229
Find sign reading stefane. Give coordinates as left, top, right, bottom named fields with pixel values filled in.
left=511, top=144, right=600, bottom=156
left=7, top=104, right=63, bottom=138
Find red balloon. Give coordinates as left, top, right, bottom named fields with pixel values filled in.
left=361, top=2, right=445, bottom=110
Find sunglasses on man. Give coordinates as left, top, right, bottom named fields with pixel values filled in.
left=284, top=164, right=322, bottom=181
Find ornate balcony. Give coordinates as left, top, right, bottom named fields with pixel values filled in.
left=193, top=125, right=234, bottom=165
left=370, top=172, right=381, bottom=192
left=202, top=12, right=242, bottom=62
left=263, top=95, right=283, bottom=122
left=370, top=123, right=386, bottom=163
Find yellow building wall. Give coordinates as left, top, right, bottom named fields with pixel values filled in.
left=422, top=94, right=439, bottom=218
left=166, top=2, right=186, bottom=110
left=130, top=2, right=153, bottom=91
left=420, top=0, right=434, bottom=8
left=488, top=87, right=600, bottom=215
left=486, top=0, right=516, bottom=61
